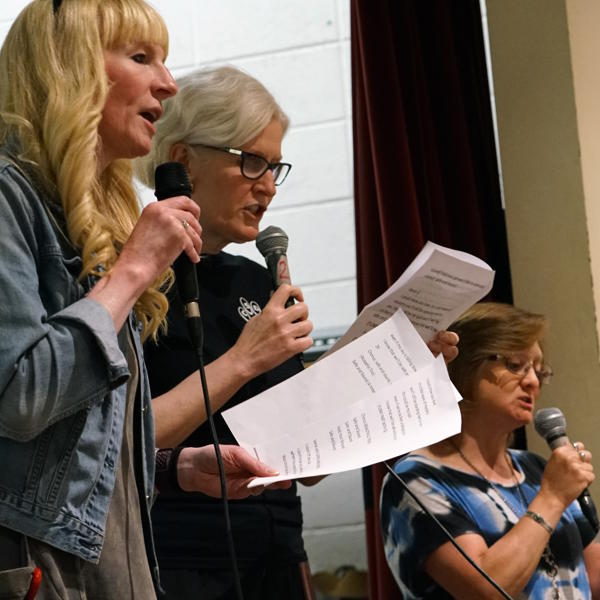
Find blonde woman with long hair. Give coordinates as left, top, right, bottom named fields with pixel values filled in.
left=0, top=2, right=285, bottom=598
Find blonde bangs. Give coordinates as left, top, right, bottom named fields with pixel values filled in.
left=99, top=0, right=168, bottom=56
left=0, top=0, right=172, bottom=341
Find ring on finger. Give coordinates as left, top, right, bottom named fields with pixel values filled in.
left=181, top=219, right=190, bottom=231
left=579, top=450, right=586, bottom=461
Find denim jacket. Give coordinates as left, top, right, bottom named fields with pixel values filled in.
left=0, top=158, right=157, bottom=566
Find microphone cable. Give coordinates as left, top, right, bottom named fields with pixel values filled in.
left=383, top=460, right=514, bottom=600
left=187, top=314, right=244, bottom=600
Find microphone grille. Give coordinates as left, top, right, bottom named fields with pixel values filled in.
left=534, top=407, right=567, bottom=440
left=154, top=162, right=192, bottom=200
left=256, top=225, right=289, bottom=257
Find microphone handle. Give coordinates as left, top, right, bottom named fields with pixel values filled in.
left=579, top=490, right=600, bottom=533
left=154, top=162, right=202, bottom=348
left=547, top=434, right=600, bottom=533
left=263, top=248, right=304, bottom=367
left=265, top=251, right=294, bottom=308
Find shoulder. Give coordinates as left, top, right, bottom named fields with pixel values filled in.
left=394, top=452, right=441, bottom=474
left=0, top=157, right=52, bottom=216
left=201, top=251, right=272, bottom=295
left=383, top=454, right=450, bottom=504
left=0, top=157, right=37, bottom=199
left=0, top=157, right=50, bottom=231
left=218, top=251, right=269, bottom=275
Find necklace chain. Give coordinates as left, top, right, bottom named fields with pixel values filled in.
left=449, top=440, right=560, bottom=600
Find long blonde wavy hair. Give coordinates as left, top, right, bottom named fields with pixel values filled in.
left=0, top=0, right=172, bottom=340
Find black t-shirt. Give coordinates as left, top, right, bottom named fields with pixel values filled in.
left=145, top=252, right=306, bottom=569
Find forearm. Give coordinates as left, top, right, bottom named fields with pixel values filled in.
left=0, top=298, right=129, bottom=440
left=474, top=495, right=564, bottom=596
left=584, top=543, right=600, bottom=598
left=152, top=346, right=257, bottom=447
left=427, top=493, right=566, bottom=598
left=87, top=261, right=149, bottom=332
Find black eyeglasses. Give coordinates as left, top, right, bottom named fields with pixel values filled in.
left=193, top=144, right=292, bottom=186
left=488, top=354, right=554, bottom=385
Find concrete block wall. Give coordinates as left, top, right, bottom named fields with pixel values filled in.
left=0, top=0, right=366, bottom=575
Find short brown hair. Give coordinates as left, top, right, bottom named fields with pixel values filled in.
left=448, top=302, right=547, bottom=401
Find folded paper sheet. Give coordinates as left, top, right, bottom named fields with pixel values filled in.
left=327, top=241, right=495, bottom=354
left=222, top=242, right=495, bottom=486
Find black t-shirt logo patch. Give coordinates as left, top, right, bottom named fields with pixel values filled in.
left=237, top=296, right=261, bottom=322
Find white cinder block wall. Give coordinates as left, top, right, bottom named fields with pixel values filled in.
left=0, top=0, right=366, bottom=575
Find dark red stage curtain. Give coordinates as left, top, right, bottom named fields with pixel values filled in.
left=350, top=1, right=513, bottom=598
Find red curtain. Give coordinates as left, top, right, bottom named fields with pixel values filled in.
left=351, top=1, right=513, bottom=598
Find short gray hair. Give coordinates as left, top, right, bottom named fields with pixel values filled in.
left=135, top=65, right=289, bottom=187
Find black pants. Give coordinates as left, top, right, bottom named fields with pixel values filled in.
left=158, top=560, right=310, bottom=600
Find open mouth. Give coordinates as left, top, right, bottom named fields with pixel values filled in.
left=140, top=112, right=155, bottom=123
left=244, top=205, right=265, bottom=216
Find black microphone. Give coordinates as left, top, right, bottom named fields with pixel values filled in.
left=534, top=407, right=600, bottom=533
left=154, top=162, right=202, bottom=347
left=256, top=225, right=294, bottom=308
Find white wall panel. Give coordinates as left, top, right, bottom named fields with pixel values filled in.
left=190, top=0, right=339, bottom=61
left=155, top=0, right=197, bottom=70
left=300, top=470, right=364, bottom=527
left=234, top=45, right=347, bottom=127
left=0, top=1, right=28, bottom=20
left=338, top=0, right=351, bottom=40
left=302, top=280, right=358, bottom=331
left=303, top=526, right=367, bottom=572
left=0, top=22, right=11, bottom=49
left=280, top=122, right=353, bottom=206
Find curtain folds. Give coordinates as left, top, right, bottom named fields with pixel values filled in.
left=351, top=1, right=513, bottom=598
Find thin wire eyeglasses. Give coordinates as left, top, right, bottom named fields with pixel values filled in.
left=488, top=354, right=554, bottom=385
left=192, top=144, right=292, bottom=186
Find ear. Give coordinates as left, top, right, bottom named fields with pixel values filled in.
left=168, top=143, right=190, bottom=169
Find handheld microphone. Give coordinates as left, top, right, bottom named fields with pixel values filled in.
left=256, top=225, right=294, bottom=308
left=154, top=162, right=202, bottom=347
left=534, top=407, right=600, bottom=533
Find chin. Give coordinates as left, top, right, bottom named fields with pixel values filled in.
left=238, top=226, right=260, bottom=242
left=514, top=411, right=533, bottom=427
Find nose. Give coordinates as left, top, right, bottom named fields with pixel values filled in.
left=521, top=365, right=541, bottom=390
left=154, top=64, right=178, bottom=100
left=255, top=168, right=277, bottom=198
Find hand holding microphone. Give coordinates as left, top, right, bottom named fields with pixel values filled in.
left=534, top=407, right=599, bottom=533
left=117, top=163, right=201, bottom=291
left=154, top=161, right=203, bottom=346
left=154, top=162, right=201, bottom=308
left=230, top=284, right=313, bottom=376
left=222, top=225, right=313, bottom=375
left=256, top=225, right=295, bottom=307
left=88, top=163, right=201, bottom=333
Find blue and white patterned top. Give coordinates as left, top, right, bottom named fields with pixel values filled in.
left=380, top=450, right=596, bottom=599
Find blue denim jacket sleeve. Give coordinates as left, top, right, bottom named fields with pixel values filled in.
left=0, top=162, right=130, bottom=441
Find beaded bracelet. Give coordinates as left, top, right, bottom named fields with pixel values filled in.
left=524, top=510, right=554, bottom=535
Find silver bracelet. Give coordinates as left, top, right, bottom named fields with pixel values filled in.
left=524, top=510, right=554, bottom=535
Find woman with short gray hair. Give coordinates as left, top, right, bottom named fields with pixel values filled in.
left=136, top=65, right=314, bottom=600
